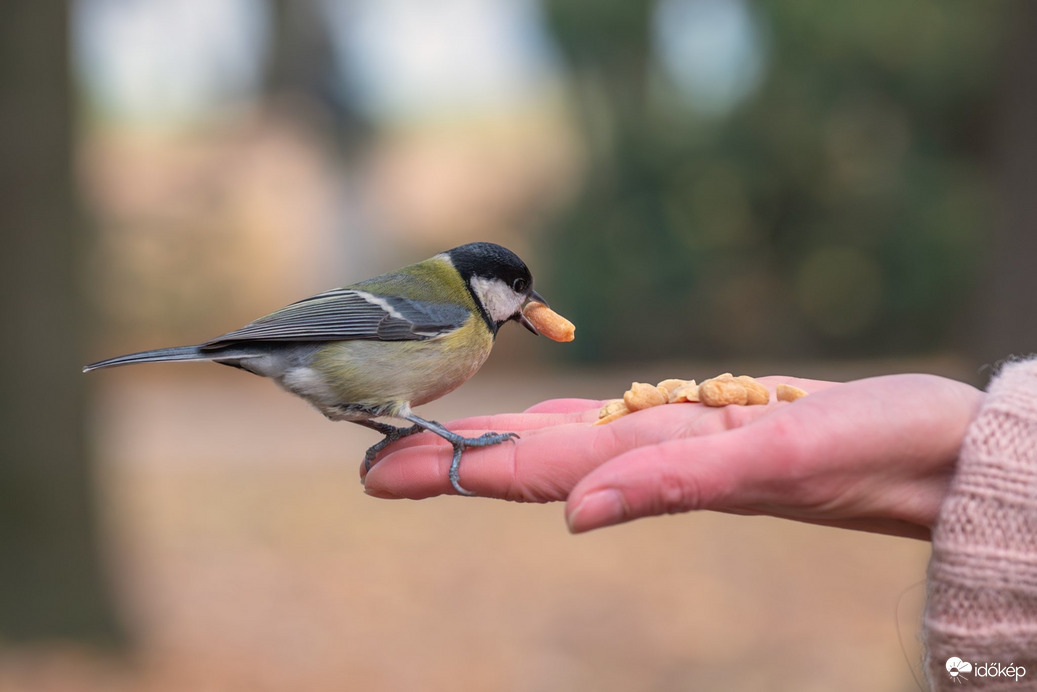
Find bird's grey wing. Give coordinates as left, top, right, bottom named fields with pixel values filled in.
left=200, top=288, right=469, bottom=349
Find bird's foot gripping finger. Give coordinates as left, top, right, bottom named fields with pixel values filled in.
left=398, top=413, right=518, bottom=496
left=446, top=431, right=519, bottom=496
left=361, top=422, right=425, bottom=472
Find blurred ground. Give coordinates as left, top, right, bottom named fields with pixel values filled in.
left=1, top=357, right=973, bottom=692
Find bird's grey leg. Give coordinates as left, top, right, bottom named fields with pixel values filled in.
left=399, top=413, right=518, bottom=496
left=354, top=420, right=425, bottom=471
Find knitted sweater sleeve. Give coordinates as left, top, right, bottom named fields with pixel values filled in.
left=924, top=358, right=1037, bottom=689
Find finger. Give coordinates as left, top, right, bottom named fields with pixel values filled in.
left=364, top=423, right=603, bottom=501
left=524, top=398, right=603, bottom=414
left=564, top=413, right=798, bottom=533
left=364, top=405, right=701, bottom=501
left=361, top=407, right=601, bottom=470
left=447, top=405, right=601, bottom=431
left=755, top=376, right=839, bottom=393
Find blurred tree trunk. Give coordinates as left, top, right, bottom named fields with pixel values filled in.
left=971, top=0, right=1037, bottom=365
left=0, top=3, right=121, bottom=640
left=264, top=0, right=367, bottom=146
left=265, top=0, right=334, bottom=96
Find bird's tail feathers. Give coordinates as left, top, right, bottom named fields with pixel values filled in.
left=83, top=345, right=217, bottom=372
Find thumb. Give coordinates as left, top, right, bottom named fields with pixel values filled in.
left=564, top=420, right=791, bottom=533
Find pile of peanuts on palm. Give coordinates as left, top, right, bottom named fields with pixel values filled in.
left=596, top=374, right=808, bottom=425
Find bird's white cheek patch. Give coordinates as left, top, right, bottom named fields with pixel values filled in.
left=470, top=277, right=524, bottom=323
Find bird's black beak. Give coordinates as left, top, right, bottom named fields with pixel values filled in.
left=519, top=290, right=548, bottom=335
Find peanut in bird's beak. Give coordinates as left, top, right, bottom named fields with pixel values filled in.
left=519, top=290, right=548, bottom=335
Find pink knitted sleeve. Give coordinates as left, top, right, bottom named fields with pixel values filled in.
left=924, top=358, right=1037, bottom=689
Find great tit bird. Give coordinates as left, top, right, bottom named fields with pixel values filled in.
left=84, top=242, right=550, bottom=495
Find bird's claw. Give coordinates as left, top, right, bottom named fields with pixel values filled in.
left=447, top=430, right=519, bottom=495
left=362, top=422, right=425, bottom=472
left=468, top=431, right=520, bottom=446
left=363, top=413, right=519, bottom=496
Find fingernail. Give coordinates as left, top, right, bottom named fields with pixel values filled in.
left=567, top=489, right=625, bottom=534
left=363, top=486, right=400, bottom=500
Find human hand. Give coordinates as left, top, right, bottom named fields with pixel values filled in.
left=362, top=375, right=983, bottom=540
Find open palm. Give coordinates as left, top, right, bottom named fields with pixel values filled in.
left=363, top=375, right=982, bottom=539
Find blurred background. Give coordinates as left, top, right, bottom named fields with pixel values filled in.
left=2, top=0, right=1035, bottom=690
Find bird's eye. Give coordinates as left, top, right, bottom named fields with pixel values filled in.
left=512, top=278, right=528, bottom=293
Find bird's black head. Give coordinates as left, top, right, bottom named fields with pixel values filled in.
left=445, top=242, right=545, bottom=335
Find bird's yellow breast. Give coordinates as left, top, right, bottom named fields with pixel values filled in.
left=309, top=314, right=494, bottom=415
